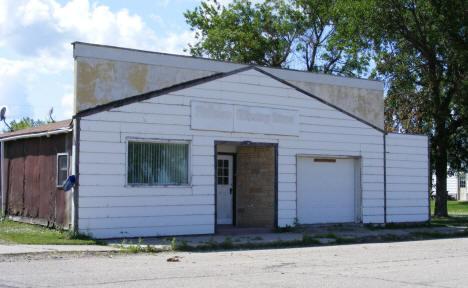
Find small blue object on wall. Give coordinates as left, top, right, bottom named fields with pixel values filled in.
left=62, top=175, right=76, bottom=192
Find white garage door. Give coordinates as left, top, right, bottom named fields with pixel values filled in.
left=297, top=157, right=356, bottom=224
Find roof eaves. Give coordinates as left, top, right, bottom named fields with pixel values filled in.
left=0, top=119, right=73, bottom=141
left=0, top=127, right=72, bottom=142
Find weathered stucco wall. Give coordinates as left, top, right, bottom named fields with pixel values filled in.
left=75, top=58, right=216, bottom=112
left=73, top=42, right=384, bottom=129
left=288, top=81, right=384, bottom=129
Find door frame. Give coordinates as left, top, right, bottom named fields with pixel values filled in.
left=216, top=152, right=236, bottom=225
left=214, top=141, right=278, bottom=233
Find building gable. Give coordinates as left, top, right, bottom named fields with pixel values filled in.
left=73, top=42, right=384, bottom=129
left=78, top=67, right=383, bottom=133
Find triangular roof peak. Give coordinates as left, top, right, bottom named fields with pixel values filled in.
left=76, top=66, right=383, bottom=133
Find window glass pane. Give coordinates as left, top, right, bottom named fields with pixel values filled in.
left=461, top=174, right=466, bottom=188
left=128, top=142, right=188, bottom=185
left=57, top=154, right=68, bottom=186
left=58, top=155, right=67, bottom=170
left=58, top=170, right=68, bottom=185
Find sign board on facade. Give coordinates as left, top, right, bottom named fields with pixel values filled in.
left=191, top=101, right=299, bottom=136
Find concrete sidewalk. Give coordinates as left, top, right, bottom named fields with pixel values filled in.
left=105, top=224, right=468, bottom=249
left=0, top=244, right=119, bottom=255
left=1, top=224, right=466, bottom=255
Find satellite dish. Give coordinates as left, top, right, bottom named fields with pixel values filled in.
left=48, top=107, right=55, bottom=123
left=1, top=106, right=13, bottom=131
left=0, top=107, right=6, bottom=121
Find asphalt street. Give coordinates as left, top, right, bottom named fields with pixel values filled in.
left=1, top=238, right=467, bottom=287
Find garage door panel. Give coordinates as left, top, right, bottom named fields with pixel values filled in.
left=297, top=158, right=356, bottom=224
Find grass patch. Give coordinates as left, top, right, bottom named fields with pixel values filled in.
left=274, top=225, right=295, bottom=233
left=430, top=199, right=468, bottom=227
left=302, top=233, right=321, bottom=245
left=411, top=229, right=468, bottom=239
left=121, top=238, right=164, bottom=253
left=431, top=199, right=468, bottom=215
left=430, top=216, right=468, bottom=227
left=0, top=219, right=103, bottom=245
left=368, top=200, right=468, bottom=230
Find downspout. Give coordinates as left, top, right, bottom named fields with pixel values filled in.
left=72, top=117, right=80, bottom=233
left=1, top=141, right=4, bottom=220
left=427, top=136, right=431, bottom=222
left=383, top=133, right=387, bottom=225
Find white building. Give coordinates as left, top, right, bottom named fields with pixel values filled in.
left=1, top=42, right=431, bottom=238
left=433, top=172, right=467, bottom=200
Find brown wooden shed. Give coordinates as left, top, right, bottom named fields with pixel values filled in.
left=0, top=120, right=73, bottom=228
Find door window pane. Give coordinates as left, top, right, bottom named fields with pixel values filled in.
left=217, top=158, right=230, bottom=185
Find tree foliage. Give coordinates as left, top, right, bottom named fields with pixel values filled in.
left=185, top=0, right=370, bottom=76
left=3, top=117, right=47, bottom=133
left=185, top=0, right=468, bottom=216
left=333, top=0, right=467, bottom=216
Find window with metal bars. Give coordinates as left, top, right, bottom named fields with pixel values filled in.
left=127, top=141, right=189, bottom=185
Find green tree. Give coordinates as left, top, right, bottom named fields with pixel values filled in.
left=333, top=0, right=467, bottom=216
left=185, top=0, right=467, bottom=216
left=185, top=0, right=298, bottom=67
left=3, top=117, right=47, bottom=132
left=185, top=0, right=370, bottom=76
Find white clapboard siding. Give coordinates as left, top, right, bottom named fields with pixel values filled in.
left=385, top=133, right=429, bottom=223
left=386, top=214, right=428, bottom=223
left=79, top=195, right=214, bottom=208
left=78, top=68, right=386, bottom=238
left=363, top=215, right=384, bottom=224
left=79, top=215, right=214, bottom=230
left=363, top=199, right=384, bottom=207
left=82, top=225, right=214, bottom=239
left=79, top=185, right=194, bottom=197
left=79, top=205, right=215, bottom=219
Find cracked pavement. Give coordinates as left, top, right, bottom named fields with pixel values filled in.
left=1, top=238, right=467, bottom=287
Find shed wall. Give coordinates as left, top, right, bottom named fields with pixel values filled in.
left=385, top=133, right=429, bottom=222
left=78, top=69, right=385, bottom=238
left=3, top=133, right=73, bottom=228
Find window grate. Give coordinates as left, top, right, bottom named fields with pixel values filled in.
left=127, top=142, right=188, bottom=185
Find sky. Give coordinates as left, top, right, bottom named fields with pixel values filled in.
left=0, top=0, right=236, bottom=124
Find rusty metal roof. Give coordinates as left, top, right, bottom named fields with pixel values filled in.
left=0, top=119, right=72, bottom=140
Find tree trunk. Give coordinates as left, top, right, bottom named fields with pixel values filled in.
left=434, top=116, right=449, bottom=217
